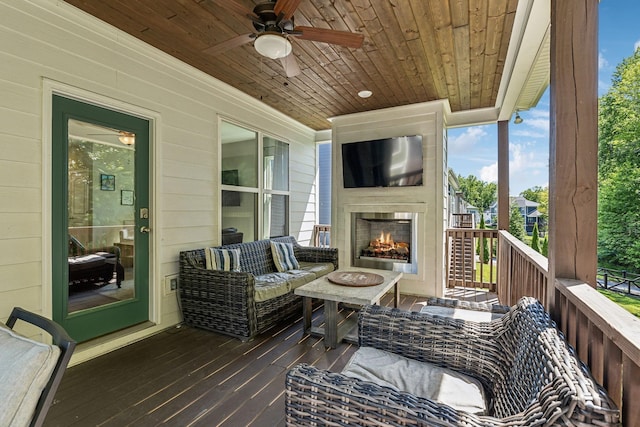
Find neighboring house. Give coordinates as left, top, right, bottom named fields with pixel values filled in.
left=465, top=203, right=480, bottom=227
left=511, top=196, right=542, bottom=235
left=486, top=201, right=498, bottom=227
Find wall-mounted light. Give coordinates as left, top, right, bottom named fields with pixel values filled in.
left=514, top=111, right=523, bottom=124
left=118, top=131, right=135, bottom=146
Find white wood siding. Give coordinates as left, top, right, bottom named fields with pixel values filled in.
left=0, top=0, right=317, bottom=359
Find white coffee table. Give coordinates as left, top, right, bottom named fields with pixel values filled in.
left=294, top=268, right=402, bottom=348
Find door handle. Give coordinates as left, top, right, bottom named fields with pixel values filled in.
left=140, top=226, right=151, bottom=233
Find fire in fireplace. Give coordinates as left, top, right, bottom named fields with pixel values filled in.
left=351, top=212, right=418, bottom=274
left=361, top=231, right=410, bottom=262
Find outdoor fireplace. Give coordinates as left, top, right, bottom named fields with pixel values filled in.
left=352, top=212, right=418, bottom=274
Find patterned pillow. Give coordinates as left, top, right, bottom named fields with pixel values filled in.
left=205, top=248, right=241, bottom=271
left=270, top=241, right=299, bottom=272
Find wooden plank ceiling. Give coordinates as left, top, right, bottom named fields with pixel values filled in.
left=64, top=0, right=518, bottom=130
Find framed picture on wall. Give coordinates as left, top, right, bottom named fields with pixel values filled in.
left=121, top=190, right=134, bottom=205
left=100, top=174, right=115, bottom=191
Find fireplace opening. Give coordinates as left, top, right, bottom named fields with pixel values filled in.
left=352, top=212, right=418, bottom=274
left=361, top=230, right=410, bottom=262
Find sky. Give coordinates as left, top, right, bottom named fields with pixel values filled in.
left=448, top=0, right=640, bottom=195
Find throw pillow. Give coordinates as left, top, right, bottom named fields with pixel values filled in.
left=270, top=241, right=299, bottom=272
left=205, top=248, right=241, bottom=271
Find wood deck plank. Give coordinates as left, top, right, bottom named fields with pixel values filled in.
left=44, top=291, right=486, bottom=426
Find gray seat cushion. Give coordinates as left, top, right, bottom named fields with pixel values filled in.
left=298, top=261, right=335, bottom=278
left=342, top=346, right=488, bottom=415
left=0, top=325, right=61, bottom=427
left=420, top=305, right=505, bottom=322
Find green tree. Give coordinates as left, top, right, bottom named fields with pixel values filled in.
left=456, top=174, right=497, bottom=212
left=598, top=168, right=640, bottom=268
left=598, top=48, right=640, bottom=269
left=599, top=48, right=640, bottom=177
left=476, top=216, right=490, bottom=263
left=541, top=236, right=548, bottom=257
left=531, top=222, right=541, bottom=253
left=509, top=204, right=526, bottom=242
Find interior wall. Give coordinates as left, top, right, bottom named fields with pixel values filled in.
left=331, top=102, right=448, bottom=297
left=0, top=0, right=317, bottom=361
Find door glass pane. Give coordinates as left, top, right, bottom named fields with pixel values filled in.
left=263, top=194, right=289, bottom=238
left=263, top=137, right=289, bottom=191
left=221, top=121, right=258, bottom=188
left=67, top=120, right=135, bottom=313
left=221, top=191, right=257, bottom=243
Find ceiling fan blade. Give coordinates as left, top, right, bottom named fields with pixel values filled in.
left=280, top=53, right=301, bottom=77
left=274, top=0, right=302, bottom=20
left=294, top=26, right=364, bottom=48
left=203, top=33, right=255, bottom=56
left=209, top=0, right=259, bottom=21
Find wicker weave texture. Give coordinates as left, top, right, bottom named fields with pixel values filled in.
left=179, top=237, right=338, bottom=340
left=285, top=297, right=620, bottom=426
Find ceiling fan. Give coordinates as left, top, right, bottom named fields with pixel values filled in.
left=204, top=0, right=365, bottom=77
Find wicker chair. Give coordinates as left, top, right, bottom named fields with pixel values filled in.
left=179, top=236, right=338, bottom=341
left=285, top=297, right=620, bottom=426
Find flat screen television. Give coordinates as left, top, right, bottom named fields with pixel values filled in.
left=341, top=135, right=423, bottom=188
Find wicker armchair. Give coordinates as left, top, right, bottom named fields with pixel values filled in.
left=179, top=236, right=338, bottom=341
left=285, top=297, right=620, bottom=426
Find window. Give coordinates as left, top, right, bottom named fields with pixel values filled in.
left=220, top=121, right=290, bottom=242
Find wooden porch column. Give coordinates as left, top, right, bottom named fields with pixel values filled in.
left=497, top=120, right=509, bottom=230
left=548, top=0, right=599, bottom=311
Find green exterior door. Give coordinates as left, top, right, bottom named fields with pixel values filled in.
left=52, top=95, right=150, bottom=342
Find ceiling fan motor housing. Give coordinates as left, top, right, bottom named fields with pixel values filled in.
left=252, top=2, right=293, bottom=34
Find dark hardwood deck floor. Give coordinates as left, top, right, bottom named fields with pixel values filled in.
left=44, top=289, right=497, bottom=427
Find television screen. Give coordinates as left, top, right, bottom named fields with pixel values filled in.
left=341, top=135, right=423, bottom=188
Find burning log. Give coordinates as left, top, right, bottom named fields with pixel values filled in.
left=361, top=231, right=410, bottom=261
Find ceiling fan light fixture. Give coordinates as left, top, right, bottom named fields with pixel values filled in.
left=254, top=33, right=292, bottom=59
left=118, top=131, right=136, bottom=146
left=358, top=90, right=372, bottom=98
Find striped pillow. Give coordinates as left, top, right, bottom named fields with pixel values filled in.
left=270, top=241, right=299, bottom=272
left=205, top=248, right=241, bottom=271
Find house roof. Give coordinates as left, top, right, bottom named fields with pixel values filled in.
left=63, top=0, right=550, bottom=131
left=511, top=196, right=540, bottom=208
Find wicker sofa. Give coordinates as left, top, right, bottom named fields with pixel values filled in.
left=285, top=297, right=620, bottom=426
left=179, top=236, right=338, bottom=341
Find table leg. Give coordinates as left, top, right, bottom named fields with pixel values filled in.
left=394, top=282, right=400, bottom=308
left=324, top=300, right=338, bottom=348
left=302, top=296, right=312, bottom=336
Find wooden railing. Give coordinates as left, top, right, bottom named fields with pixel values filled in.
left=311, top=224, right=331, bottom=248
left=496, top=230, right=548, bottom=305
left=554, top=280, right=640, bottom=426
left=445, top=228, right=498, bottom=291
left=494, top=230, right=640, bottom=426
